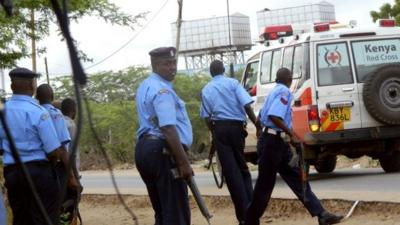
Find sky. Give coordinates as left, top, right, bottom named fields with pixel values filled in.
left=0, top=0, right=394, bottom=92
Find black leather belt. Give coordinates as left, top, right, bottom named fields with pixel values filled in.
left=212, top=120, right=245, bottom=126
left=140, top=134, right=163, bottom=141
left=139, top=134, right=188, bottom=151
left=263, top=127, right=287, bottom=138
left=4, top=160, right=50, bottom=172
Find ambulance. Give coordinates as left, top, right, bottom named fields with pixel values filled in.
left=241, top=20, right=400, bottom=173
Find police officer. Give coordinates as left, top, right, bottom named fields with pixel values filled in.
left=135, top=47, right=193, bottom=225
left=244, top=68, right=343, bottom=225
left=36, top=84, right=71, bottom=149
left=36, top=84, right=73, bottom=206
left=61, top=98, right=79, bottom=170
left=200, top=60, right=261, bottom=225
left=0, top=68, right=81, bottom=225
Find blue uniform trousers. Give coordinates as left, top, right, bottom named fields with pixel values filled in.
left=245, top=133, right=324, bottom=225
left=4, top=161, right=61, bottom=225
left=135, top=138, right=190, bottom=225
left=213, top=121, right=253, bottom=224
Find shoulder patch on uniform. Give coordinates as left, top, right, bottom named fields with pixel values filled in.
left=41, top=113, right=50, bottom=121
left=280, top=97, right=288, bottom=105
left=158, top=88, right=170, bottom=95
left=280, top=91, right=290, bottom=105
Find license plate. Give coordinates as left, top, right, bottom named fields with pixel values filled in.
left=329, top=107, right=351, bottom=122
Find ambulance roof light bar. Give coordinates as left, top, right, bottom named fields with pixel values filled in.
left=378, top=19, right=396, bottom=27
left=260, top=25, right=293, bottom=41
left=314, top=23, right=330, bottom=33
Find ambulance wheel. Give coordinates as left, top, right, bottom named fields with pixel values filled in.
left=314, top=155, right=337, bottom=173
left=379, top=140, right=400, bottom=173
left=363, top=64, right=400, bottom=125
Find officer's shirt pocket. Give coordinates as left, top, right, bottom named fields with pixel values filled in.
left=176, top=99, right=189, bottom=122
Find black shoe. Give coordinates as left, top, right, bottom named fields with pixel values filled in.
left=318, top=211, right=344, bottom=225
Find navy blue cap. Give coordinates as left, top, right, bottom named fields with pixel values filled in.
left=149, top=47, right=176, bottom=59
left=9, top=67, right=39, bottom=79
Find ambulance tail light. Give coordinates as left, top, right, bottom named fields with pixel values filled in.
left=314, top=23, right=330, bottom=32
left=379, top=19, right=396, bottom=27
left=249, top=85, right=257, bottom=97
left=307, top=105, right=320, bottom=132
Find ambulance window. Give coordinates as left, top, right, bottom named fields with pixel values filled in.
left=282, top=46, right=294, bottom=71
left=243, top=61, right=259, bottom=91
left=293, top=45, right=304, bottom=78
left=270, top=49, right=282, bottom=83
left=317, top=42, right=353, bottom=86
left=260, top=51, right=272, bottom=84
left=351, top=38, right=400, bottom=82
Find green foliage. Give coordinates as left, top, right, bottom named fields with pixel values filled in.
left=0, top=0, right=147, bottom=68
left=370, top=0, right=400, bottom=25
left=234, top=67, right=245, bottom=82
left=81, top=100, right=137, bottom=163
left=53, top=66, right=148, bottom=102
left=174, top=74, right=211, bottom=154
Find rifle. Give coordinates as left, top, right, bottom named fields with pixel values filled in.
left=165, top=148, right=213, bottom=225
left=206, top=142, right=216, bottom=170
left=171, top=168, right=213, bottom=225
left=295, top=143, right=308, bottom=202
left=60, top=194, right=82, bottom=225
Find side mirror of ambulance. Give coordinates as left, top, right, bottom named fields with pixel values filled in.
left=248, top=85, right=257, bottom=97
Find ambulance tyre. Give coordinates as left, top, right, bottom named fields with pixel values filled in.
left=314, top=155, right=337, bottom=173
left=379, top=140, right=400, bottom=173
left=363, top=64, right=400, bottom=125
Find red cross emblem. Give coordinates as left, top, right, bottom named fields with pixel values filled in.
left=328, top=52, right=339, bottom=63
left=324, top=47, right=342, bottom=67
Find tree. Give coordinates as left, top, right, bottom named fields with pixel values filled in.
left=0, top=0, right=147, bottom=68
left=53, top=66, right=149, bottom=102
left=370, top=0, right=400, bottom=25
left=52, top=71, right=212, bottom=167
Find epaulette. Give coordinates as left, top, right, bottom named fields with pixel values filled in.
left=158, top=88, right=170, bottom=95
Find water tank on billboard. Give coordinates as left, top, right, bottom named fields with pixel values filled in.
left=171, top=13, right=252, bottom=53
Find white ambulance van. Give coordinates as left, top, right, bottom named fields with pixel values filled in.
left=242, top=20, right=400, bottom=173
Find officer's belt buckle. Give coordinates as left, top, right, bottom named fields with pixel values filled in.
left=162, top=148, right=170, bottom=155
left=266, top=128, right=286, bottom=139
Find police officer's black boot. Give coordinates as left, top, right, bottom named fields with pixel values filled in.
left=318, top=211, right=343, bottom=225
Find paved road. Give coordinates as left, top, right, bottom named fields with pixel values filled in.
left=81, top=168, right=400, bottom=202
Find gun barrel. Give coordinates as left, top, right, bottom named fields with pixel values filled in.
left=296, top=143, right=308, bottom=202
left=188, top=177, right=212, bottom=223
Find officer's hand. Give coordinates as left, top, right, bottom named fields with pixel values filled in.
left=178, top=162, right=194, bottom=181
left=256, top=126, right=263, bottom=139
left=68, top=177, right=83, bottom=194
left=289, top=134, right=300, bottom=148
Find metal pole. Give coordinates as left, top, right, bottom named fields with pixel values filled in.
left=44, top=57, right=50, bottom=85
left=226, top=0, right=232, bottom=48
left=175, top=0, right=183, bottom=65
left=31, top=8, right=37, bottom=73
left=226, top=0, right=234, bottom=77
left=0, top=69, right=5, bottom=93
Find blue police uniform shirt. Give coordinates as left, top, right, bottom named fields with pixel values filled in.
left=0, top=192, right=5, bottom=225
left=136, top=72, right=193, bottom=147
left=0, top=95, right=61, bottom=165
left=200, top=74, right=253, bottom=121
left=42, top=103, right=71, bottom=146
left=259, top=83, right=293, bottom=131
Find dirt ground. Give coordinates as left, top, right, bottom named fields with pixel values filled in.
left=78, top=156, right=396, bottom=225
left=80, top=195, right=400, bottom=225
